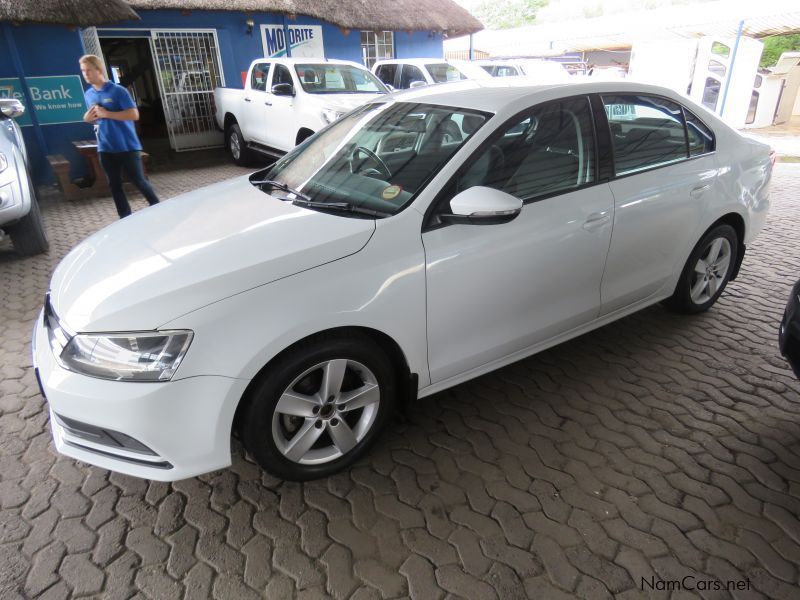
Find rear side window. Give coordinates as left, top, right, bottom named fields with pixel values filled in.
left=684, top=109, right=715, bottom=155
left=251, top=62, right=271, bottom=92
left=602, top=94, right=687, bottom=175
left=375, top=64, right=397, bottom=86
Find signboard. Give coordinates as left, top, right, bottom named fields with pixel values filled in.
left=261, top=25, right=324, bottom=58
left=0, top=75, right=86, bottom=126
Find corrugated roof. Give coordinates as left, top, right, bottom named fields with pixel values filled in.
left=445, top=0, right=800, bottom=55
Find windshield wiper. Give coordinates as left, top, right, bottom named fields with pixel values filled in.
left=292, top=199, right=390, bottom=218
left=251, top=179, right=311, bottom=202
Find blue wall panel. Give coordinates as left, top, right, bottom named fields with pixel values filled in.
left=1, top=11, right=445, bottom=184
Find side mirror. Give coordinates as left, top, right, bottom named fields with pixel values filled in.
left=440, top=186, right=523, bottom=225
left=409, top=80, right=427, bottom=89
left=0, top=98, right=25, bottom=119
left=271, top=83, right=295, bottom=96
left=385, top=84, right=395, bottom=92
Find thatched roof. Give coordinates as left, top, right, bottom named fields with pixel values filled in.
left=0, top=0, right=140, bottom=26
left=128, top=0, right=483, bottom=37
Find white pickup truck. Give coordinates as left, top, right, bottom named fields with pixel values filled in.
left=214, top=58, right=389, bottom=164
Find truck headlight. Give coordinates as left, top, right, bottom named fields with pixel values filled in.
left=0, top=151, right=8, bottom=174
left=321, top=108, right=344, bottom=124
left=60, top=330, right=193, bottom=382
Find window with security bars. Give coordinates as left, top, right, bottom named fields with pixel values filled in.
left=361, top=31, right=394, bottom=69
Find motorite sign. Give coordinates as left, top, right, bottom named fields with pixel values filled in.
left=261, top=25, right=325, bottom=58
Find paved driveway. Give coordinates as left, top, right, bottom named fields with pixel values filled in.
left=1, top=162, right=799, bottom=599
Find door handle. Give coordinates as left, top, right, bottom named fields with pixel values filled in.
left=583, top=212, right=611, bottom=231
left=264, top=101, right=272, bottom=106
left=244, top=97, right=251, bottom=102
left=690, top=183, right=712, bottom=197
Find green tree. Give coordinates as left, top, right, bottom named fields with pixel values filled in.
left=474, top=0, right=549, bottom=29
left=760, top=34, right=800, bottom=68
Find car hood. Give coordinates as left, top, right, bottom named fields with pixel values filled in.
left=49, top=175, right=375, bottom=331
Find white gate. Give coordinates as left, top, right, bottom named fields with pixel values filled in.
left=149, top=30, right=225, bottom=151
left=80, top=27, right=103, bottom=59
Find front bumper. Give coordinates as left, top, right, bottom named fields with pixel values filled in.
left=33, top=310, right=249, bottom=481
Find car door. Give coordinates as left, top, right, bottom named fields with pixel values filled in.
left=598, top=94, right=717, bottom=316
left=243, top=62, right=271, bottom=144
left=265, top=63, right=298, bottom=150
left=423, top=96, right=615, bottom=384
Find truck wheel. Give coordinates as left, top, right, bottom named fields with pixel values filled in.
left=227, top=123, right=251, bottom=166
left=8, top=176, right=48, bottom=256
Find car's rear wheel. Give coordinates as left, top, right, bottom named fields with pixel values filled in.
left=664, top=223, right=738, bottom=313
left=7, top=174, right=48, bottom=256
left=239, top=333, right=397, bottom=481
left=226, top=122, right=251, bottom=166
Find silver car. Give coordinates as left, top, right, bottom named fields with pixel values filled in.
left=0, top=98, right=48, bottom=256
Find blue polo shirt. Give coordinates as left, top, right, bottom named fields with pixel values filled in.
left=84, top=81, right=142, bottom=153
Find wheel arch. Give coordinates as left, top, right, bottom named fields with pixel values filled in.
left=223, top=113, right=239, bottom=134
left=232, top=326, right=415, bottom=436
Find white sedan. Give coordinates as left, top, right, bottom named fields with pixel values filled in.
left=34, top=80, right=772, bottom=481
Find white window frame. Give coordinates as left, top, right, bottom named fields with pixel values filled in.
left=361, top=31, right=394, bottom=69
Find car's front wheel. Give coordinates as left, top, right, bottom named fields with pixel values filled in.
left=664, top=223, right=738, bottom=313
left=239, top=333, right=397, bottom=481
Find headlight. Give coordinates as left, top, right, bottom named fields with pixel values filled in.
left=59, top=330, right=193, bottom=382
left=321, top=108, right=344, bottom=124
left=0, top=151, right=8, bottom=174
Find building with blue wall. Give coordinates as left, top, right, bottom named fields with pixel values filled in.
left=1, top=1, right=482, bottom=184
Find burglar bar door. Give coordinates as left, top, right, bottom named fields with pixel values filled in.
left=149, top=30, right=225, bottom=151
left=80, top=27, right=103, bottom=59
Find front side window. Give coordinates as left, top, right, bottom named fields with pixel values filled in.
left=426, top=63, right=468, bottom=83
left=361, top=31, right=394, bottom=70
left=602, top=94, right=687, bottom=175
left=455, top=96, right=595, bottom=200
left=272, top=64, right=293, bottom=87
left=259, top=101, right=490, bottom=217
left=294, top=64, right=387, bottom=94
left=251, top=62, right=271, bottom=92
left=399, top=65, right=426, bottom=88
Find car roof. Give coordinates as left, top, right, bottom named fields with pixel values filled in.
left=259, top=57, right=368, bottom=69
left=373, top=58, right=453, bottom=66
left=387, top=78, right=702, bottom=114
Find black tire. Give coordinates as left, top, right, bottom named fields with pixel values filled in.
left=7, top=175, right=48, bottom=256
left=663, top=223, right=738, bottom=314
left=239, top=333, right=398, bottom=481
left=226, top=122, right=251, bottom=166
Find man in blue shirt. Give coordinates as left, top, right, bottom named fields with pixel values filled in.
left=80, top=54, right=160, bottom=218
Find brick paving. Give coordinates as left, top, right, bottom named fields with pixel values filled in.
left=1, top=158, right=799, bottom=599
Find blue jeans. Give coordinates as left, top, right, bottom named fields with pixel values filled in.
left=98, top=151, right=160, bottom=218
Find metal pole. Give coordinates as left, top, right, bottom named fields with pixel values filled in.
left=469, top=34, right=474, bottom=61
left=719, top=19, right=744, bottom=118
left=282, top=16, right=292, bottom=58
left=2, top=23, right=49, bottom=161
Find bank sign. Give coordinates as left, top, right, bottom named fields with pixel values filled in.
left=261, top=25, right=325, bottom=58
left=0, top=76, right=86, bottom=126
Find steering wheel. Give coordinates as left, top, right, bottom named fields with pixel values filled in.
left=350, top=146, right=392, bottom=180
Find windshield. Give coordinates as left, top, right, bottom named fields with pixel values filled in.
left=294, top=64, right=387, bottom=94
left=425, top=63, right=468, bottom=84
left=256, top=101, right=490, bottom=217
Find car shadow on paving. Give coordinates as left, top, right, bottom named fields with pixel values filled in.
left=1, top=162, right=799, bottom=599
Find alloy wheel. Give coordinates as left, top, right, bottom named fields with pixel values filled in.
left=230, top=132, right=241, bottom=160
left=689, top=237, right=732, bottom=305
left=271, top=359, right=380, bottom=465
